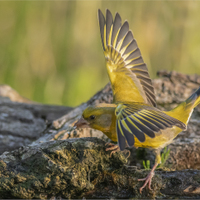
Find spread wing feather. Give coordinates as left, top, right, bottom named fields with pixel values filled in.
left=98, top=9, right=157, bottom=107
left=116, top=103, right=186, bottom=150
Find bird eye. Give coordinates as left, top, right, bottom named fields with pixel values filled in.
left=89, top=115, right=95, bottom=120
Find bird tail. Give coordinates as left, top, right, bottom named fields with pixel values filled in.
left=185, top=87, right=200, bottom=109
left=165, top=87, right=200, bottom=125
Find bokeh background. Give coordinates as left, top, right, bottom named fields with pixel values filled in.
left=0, top=1, right=200, bottom=107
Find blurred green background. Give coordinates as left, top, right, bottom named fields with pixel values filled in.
left=0, top=1, right=200, bottom=107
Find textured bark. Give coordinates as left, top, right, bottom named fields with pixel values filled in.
left=0, top=71, right=200, bottom=199
left=0, top=138, right=200, bottom=199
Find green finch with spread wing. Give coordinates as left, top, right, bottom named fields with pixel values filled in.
left=75, top=9, right=200, bottom=193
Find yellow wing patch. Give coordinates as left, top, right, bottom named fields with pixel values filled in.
left=98, top=9, right=156, bottom=107
left=115, top=103, right=186, bottom=150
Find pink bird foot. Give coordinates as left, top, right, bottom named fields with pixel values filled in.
left=138, top=163, right=158, bottom=193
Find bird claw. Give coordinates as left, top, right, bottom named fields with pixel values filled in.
left=138, top=171, right=154, bottom=193
left=123, top=149, right=131, bottom=158
left=105, top=143, right=119, bottom=151
left=109, top=148, right=120, bottom=157
left=105, top=143, right=120, bottom=157
left=105, top=142, right=116, bottom=147
left=105, top=143, right=130, bottom=158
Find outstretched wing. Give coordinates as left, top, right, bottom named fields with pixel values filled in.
left=98, top=9, right=156, bottom=107
left=115, top=103, right=186, bottom=150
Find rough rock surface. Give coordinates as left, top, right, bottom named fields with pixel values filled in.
left=0, top=71, right=200, bottom=199
left=0, top=138, right=200, bottom=199
left=0, top=85, right=73, bottom=154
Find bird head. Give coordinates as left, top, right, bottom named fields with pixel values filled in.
left=74, top=104, right=116, bottom=132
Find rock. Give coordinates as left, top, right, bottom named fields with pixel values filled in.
left=0, top=137, right=200, bottom=199
left=0, top=85, right=73, bottom=153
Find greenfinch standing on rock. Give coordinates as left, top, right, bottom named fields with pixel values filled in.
left=75, top=9, right=200, bottom=193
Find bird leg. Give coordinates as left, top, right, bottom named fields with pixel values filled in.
left=105, top=143, right=120, bottom=157
left=138, top=162, right=158, bottom=193
left=105, top=143, right=130, bottom=158
left=138, top=150, right=161, bottom=193
left=105, top=142, right=116, bottom=148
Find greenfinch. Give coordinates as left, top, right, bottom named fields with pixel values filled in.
left=75, top=9, right=200, bottom=193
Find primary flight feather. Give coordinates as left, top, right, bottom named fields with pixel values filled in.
left=98, top=9, right=156, bottom=107
left=75, top=9, right=200, bottom=193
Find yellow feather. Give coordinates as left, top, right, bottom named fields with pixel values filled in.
left=108, top=25, right=113, bottom=46
left=100, top=11, right=156, bottom=106
left=77, top=9, right=200, bottom=193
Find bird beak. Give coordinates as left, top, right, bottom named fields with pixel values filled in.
left=74, top=117, right=90, bottom=129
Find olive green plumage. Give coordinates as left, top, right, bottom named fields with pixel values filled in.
left=75, top=9, right=200, bottom=193
left=98, top=9, right=156, bottom=107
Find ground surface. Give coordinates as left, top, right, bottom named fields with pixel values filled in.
left=0, top=71, right=200, bottom=199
